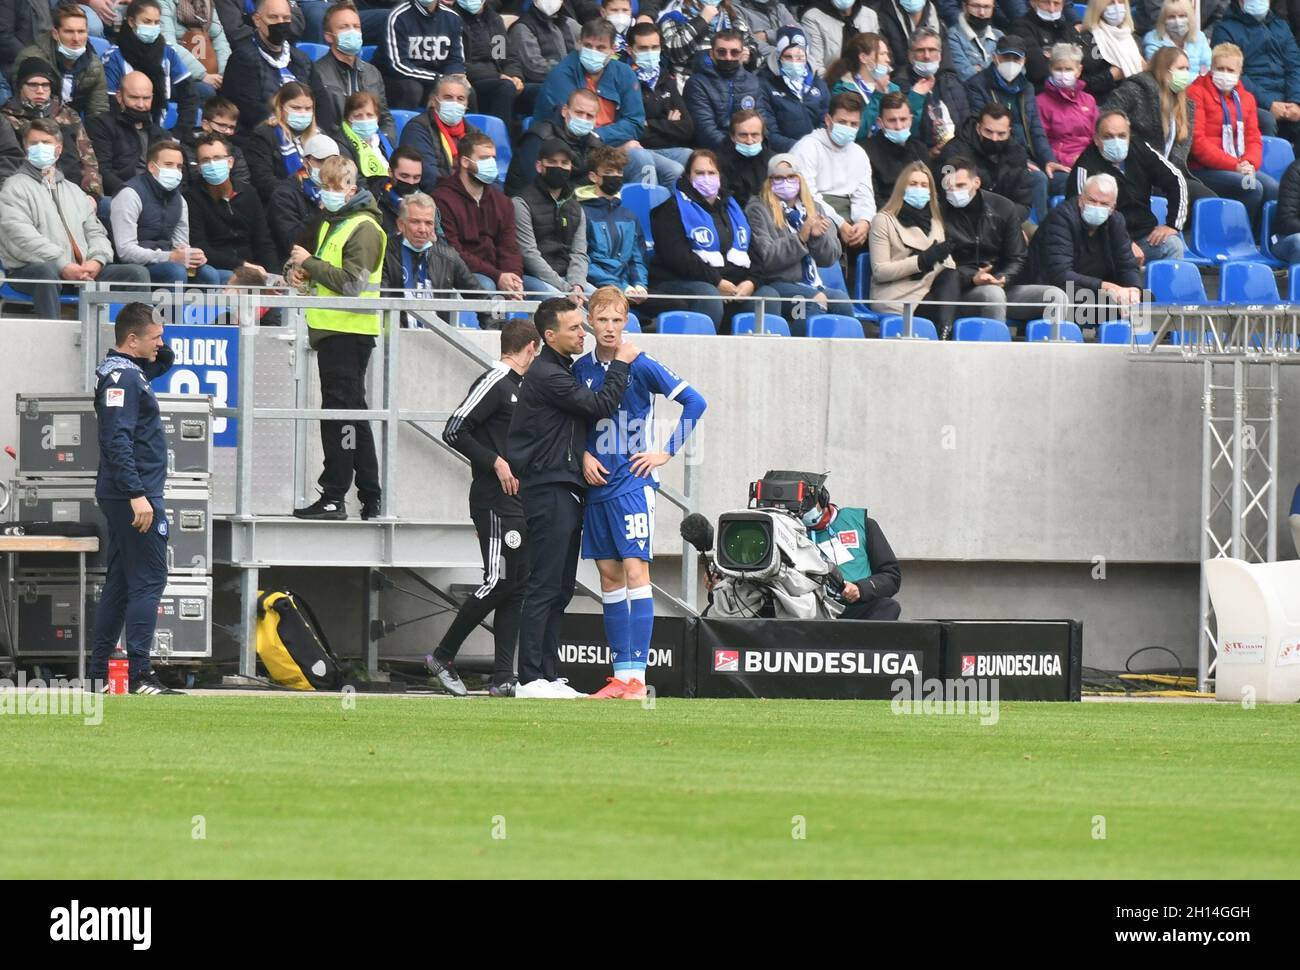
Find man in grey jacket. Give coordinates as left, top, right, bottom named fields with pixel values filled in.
left=309, top=1, right=395, bottom=140
left=0, top=118, right=148, bottom=318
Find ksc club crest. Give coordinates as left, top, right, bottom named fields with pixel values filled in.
left=691, top=226, right=715, bottom=246
left=740, top=95, right=755, bottom=110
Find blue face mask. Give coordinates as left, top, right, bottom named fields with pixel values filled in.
left=734, top=139, right=762, bottom=157
left=579, top=47, right=609, bottom=73
left=154, top=166, right=184, bottom=191
left=903, top=186, right=930, bottom=208
left=1082, top=203, right=1111, bottom=226
left=781, top=60, right=806, bottom=81
left=134, top=23, right=162, bottom=43
left=1101, top=136, right=1129, bottom=163
left=1243, top=0, right=1270, bottom=15
left=321, top=189, right=348, bottom=211
left=286, top=111, right=314, bottom=132
left=883, top=125, right=911, bottom=144
left=900, top=0, right=926, bottom=12
left=567, top=115, right=595, bottom=138
left=26, top=142, right=56, bottom=169
left=436, top=99, right=467, bottom=126
left=472, top=156, right=498, bottom=183
left=635, top=50, right=661, bottom=72
left=403, top=237, right=433, bottom=252
left=200, top=159, right=230, bottom=185
left=872, top=62, right=891, bottom=79
left=57, top=43, right=86, bottom=60
left=350, top=119, right=379, bottom=140
left=335, top=29, right=363, bottom=55
left=830, top=122, right=857, bottom=146
left=458, top=0, right=483, bottom=12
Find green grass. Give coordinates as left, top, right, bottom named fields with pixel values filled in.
left=2, top=695, right=1297, bottom=878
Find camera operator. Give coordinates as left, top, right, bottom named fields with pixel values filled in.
left=803, top=486, right=902, bottom=620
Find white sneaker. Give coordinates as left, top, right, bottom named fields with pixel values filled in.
left=515, top=679, right=561, bottom=698
left=548, top=678, right=587, bottom=698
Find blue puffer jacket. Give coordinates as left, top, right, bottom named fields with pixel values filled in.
left=965, top=65, right=1056, bottom=167
left=1210, top=4, right=1300, bottom=110
left=760, top=65, right=829, bottom=153
left=582, top=194, right=648, bottom=289
left=682, top=53, right=777, bottom=152
left=531, top=50, right=645, bottom=146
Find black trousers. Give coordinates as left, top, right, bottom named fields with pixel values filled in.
left=90, top=498, right=168, bottom=680
left=517, top=482, right=584, bottom=684
left=316, top=333, right=381, bottom=504
left=919, top=267, right=962, bottom=335
left=840, top=596, right=902, bottom=621
left=434, top=508, right=528, bottom=684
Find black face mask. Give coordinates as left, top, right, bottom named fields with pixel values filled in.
left=966, top=13, right=993, bottom=30
left=392, top=179, right=419, bottom=197
left=715, top=58, right=742, bottom=78
left=123, top=106, right=153, bottom=125
left=540, top=165, right=569, bottom=190
left=600, top=174, right=625, bottom=195
left=266, top=22, right=292, bottom=46
left=979, top=134, right=1008, bottom=156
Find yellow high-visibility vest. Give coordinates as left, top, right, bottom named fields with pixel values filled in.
left=305, top=212, right=386, bottom=336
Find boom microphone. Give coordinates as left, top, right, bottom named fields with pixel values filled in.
left=679, top=513, right=715, bottom=554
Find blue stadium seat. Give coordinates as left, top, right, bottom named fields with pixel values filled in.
left=1190, top=197, right=1264, bottom=263
left=1170, top=327, right=1222, bottom=346
left=0, top=258, right=79, bottom=313
left=954, top=317, right=1011, bottom=341
left=731, top=312, right=790, bottom=335
left=466, top=113, right=511, bottom=181
left=1146, top=259, right=1210, bottom=304
left=1261, top=136, right=1295, bottom=181
left=391, top=109, right=418, bottom=141
left=877, top=314, right=937, bottom=339
left=1150, top=195, right=1210, bottom=266
left=620, top=184, right=669, bottom=253
left=624, top=311, right=640, bottom=333
left=453, top=311, right=480, bottom=328
left=816, top=261, right=876, bottom=321
left=852, top=251, right=876, bottom=318
left=1071, top=2, right=1086, bottom=18
left=163, top=102, right=177, bottom=129
left=1218, top=259, right=1281, bottom=303
left=807, top=314, right=863, bottom=338
left=89, top=36, right=110, bottom=57
left=1258, top=200, right=1285, bottom=268
left=1289, top=265, right=1300, bottom=302
left=360, top=45, right=377, bottom=62
left=1098, top=321, right=1156, bottom=345
left=298, top=43, right=330, bottom=61
left=1025, top=319, right=1084, bottom=342
left=656, top=311, right=715, bottom=334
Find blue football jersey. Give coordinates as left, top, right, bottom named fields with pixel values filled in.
left=573, top=351, right=693, bottom=505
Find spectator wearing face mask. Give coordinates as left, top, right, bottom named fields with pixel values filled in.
left=734, top=0, right=800, bottom=63
left=789, top=91, right=876, bottom=250
left=243, top=81, right=322, bottom=205
left=1012, top=0, right=1119, bottom=97
left=267, top=132, right=339, bottom=260
left=1081, top=0, right=1146, bottom=90
left=826, top=32, right=900, bottom=140
left=459, top=0, right=523, bottom=124
left=760, top=27, right=831, bottom=153
left=864, top=92, right=929, bottom=208
left=110, top=139, right=225, bottom=284
left=376, top=145, right=424, bottom=235
left=1036, top=43, right=1100, bottom=176
left=1211, top=0, right=1300, bottom=142
left=337, top=91, right=396, bottom=195
left=947, top=0, right=1001, bottom=82
left=309, top=1, right=396, bottom=140
left=936, top=102, right=1035, bottom=219
left=799, top=0, right=880, bottom=77
left=507, top=0, right=578, bottom=118
left=895, top=27, right=968, bottom=150
left=876, top=0, right=948, bottom=75
left=180, top=95, right=253, bottom=188
left=1188, top=42, right=1277, bottom=228
left=581, top=144, right=650, bottom=300
left=185, top=131, right=279, bottom=279
left=684, top=30, right=778, bottom=153
left=627, top=23, right=695, bottom=176
left=222, top=0, right=313, bottom=131
left=717, top=108, right=772, bottom=206
left=1, top=57, right=102, bottom=198
left=398, top=74, right=483, bottom=192
left=600, top=0, right=635, bottom=56
left=432, top=130, right=525, bottom=296
left=506, top=87, right=603, bottom=196
left=658, top=0, right=756, bottom=75
left=381, top=0, right=467, bottom=110
left=513, top=138, right=592, bottom=300
left=103, top=0, right=198, bottom=130
left=87, top=71, right=167, bottom=197
left=16, top=4, right=109, bottom=120
left=381, top=190, right=484, bottom=313
left=1143, top=0, right=1212, bottom=75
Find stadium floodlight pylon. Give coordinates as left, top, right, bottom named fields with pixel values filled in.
left=1131, top=302, right=1300, bottom=691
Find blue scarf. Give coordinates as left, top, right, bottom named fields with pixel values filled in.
left=674, top=189, right=750, bottom=268
left=400, top=242, right=432, bottom=294
left=782, top=203, right=821, bottom=287
left=1219, top=88, right=1246, bottom=158
left=277, top=126, right=320, bottom=204
left=634, top=60, right=661, bottom=90
left=782, top=62, right=816, bottom=101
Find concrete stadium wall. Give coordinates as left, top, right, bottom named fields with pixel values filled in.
left=5, top=320, right=1297, bottom=672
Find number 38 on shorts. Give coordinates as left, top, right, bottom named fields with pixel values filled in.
left=581, top=488, right=657, bottom=563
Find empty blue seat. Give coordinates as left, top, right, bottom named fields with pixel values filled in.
left=1289, top=265, right=1300, bottom=302
left=1190, top=197, right=1264, bottom=263
left=656, top=311, right=715, bottom=335
left=1258, top=199, right=1285, bottom=268
left=619, top=184, right=669, bottom=253
left=624, top=311, right=640, bottom=333
left=1025, top=319, right=1084, bottom=342
left=1218, top=259, right=1281, bottom=303
left=1071, top=2, right=1086, bottom=19
left=1261, top=135, right=1295, bottom=181
left=877, top=314, right=937, bottom=339
left=391, top=109, right=418, bottom=141
left=852, top=251, right=875, bottom=318
left=1150, top=195, right=1210, bottom=266
left=1146, top=259, right=1210, bottom=304
left=954, top=316, right=1010, bottom=341
left=466, top=113, right=510, bottom=181
left=1098, top=320, right=1156, bottom=345
left=807, top=314, right=863, bottom=338
left=1170, top=327, right=1222, bottom=346
left=453, top=310, right=480, bottom=329
left=298, top=43, right=330, bottom=61
left=817, top=261, right=876, bottom=321
left=360, top=45, right=377, bottom=62
left=731, top=312, right=790, bottom=335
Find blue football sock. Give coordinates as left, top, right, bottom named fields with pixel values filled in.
left=602, top=587, right=631, bottom=677
left=627, top=584, right=654, bottom=681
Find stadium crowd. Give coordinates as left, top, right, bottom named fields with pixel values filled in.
left=2, top=0, right=1300, bottom=332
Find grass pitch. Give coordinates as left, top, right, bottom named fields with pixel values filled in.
left=3, top=695, right=1297, bottom=879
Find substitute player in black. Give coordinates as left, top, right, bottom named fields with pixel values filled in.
left=432, top=320, right=541, bottom=698
left=506, top=298, right=641, bottom=698
left=89, top=303, right=181, bottom=695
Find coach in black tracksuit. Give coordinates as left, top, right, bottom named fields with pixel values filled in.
left=506, top=298, right=639, bottom=692
left=89, top=303, right=178, bottom=695
left=432, top=321, right=541, bottom=696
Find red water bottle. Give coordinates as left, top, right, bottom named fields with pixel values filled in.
left=108, top=645, right=129, bottom=695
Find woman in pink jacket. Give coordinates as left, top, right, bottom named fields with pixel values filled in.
left=1036, top=42, right=1099, bottom=191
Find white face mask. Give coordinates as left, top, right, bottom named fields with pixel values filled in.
left=801, top=504, right=825, bottom=528
left=535, top=0, right=563, bottom=14
left=1102, top=2, right=1127, bottom=25
left=1212, top=69, right=1240, bottom=92
left=997, top=60, right=1023, bottom=82
left=1051, top=69, right=1077, bottom=88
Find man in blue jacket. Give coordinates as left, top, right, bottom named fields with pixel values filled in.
left=222, top=0, right=313, bottom=131
left=89, top=303, right=181, bottom=695
left=383, top=0, right=467, bottom=109
left=1212, top=0, right=1300, bottom=143
left=683, top=29, right=777, bottom=153
left=532, top=19, right=656, bottom=187
left=581, top=144, right=649, bottom=300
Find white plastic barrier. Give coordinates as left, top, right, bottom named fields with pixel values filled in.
left=1204, top=558, right=1300, bottom=703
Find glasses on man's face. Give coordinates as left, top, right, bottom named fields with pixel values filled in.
left=714, top=47, right=744, bottom=60
left=24, top=81, right=52, bottom=91
left=209, top=121, right=237, bottom=134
